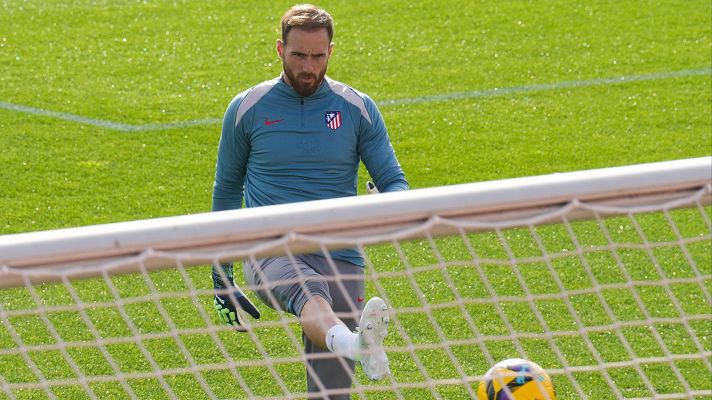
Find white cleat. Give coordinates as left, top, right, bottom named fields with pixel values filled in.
left=357, top=296, right=391, bottom=380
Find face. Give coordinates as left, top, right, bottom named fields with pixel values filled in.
left=277, top=27, right=333, bottom=97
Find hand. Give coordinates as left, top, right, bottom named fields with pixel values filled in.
left=213, top=263, right=261, bottom=331
left=214, top=288, right=261, bottom=331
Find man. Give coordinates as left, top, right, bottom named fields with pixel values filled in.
left=211, top=4, right=408, bottom=398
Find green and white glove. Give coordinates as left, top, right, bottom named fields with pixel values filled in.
left=212, top=263, right=260, bottom=330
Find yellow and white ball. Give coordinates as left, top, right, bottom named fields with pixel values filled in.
left=477, top=358, right=557, bottom=400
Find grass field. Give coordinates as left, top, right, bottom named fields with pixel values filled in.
left=0, top=0, right=710, bottom=399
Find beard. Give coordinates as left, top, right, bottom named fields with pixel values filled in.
left=282, top=63, right=327, bottom=97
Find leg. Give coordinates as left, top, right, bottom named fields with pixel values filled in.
left=300, top=296, right=343, bottom=349
left=244, top=256, right=331, bottom=315
left=244, top=255, right=361, bottom=399
left=244, top=255, right=383, bottom=398
left=301, top=255, right=364, bottom=399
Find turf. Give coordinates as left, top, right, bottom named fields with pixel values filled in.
left=0, top=0, right=710, bottom=399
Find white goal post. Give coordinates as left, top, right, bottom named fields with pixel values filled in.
left=1, top=157, right=709, bottom=285
left=0, top=156, right=710, bottom=400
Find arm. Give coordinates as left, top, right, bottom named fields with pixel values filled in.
left=212, top=96, right=250, bottom=212
left=357, top=95, right=409, bottom=193
left=211, top=95, right=260, bottom=329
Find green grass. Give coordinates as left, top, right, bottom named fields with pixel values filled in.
left=1, top=0, right=711, bottom=399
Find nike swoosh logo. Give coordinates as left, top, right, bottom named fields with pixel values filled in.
left=264, top=118, right=284, bottom=126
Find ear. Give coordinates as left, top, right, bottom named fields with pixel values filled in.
left=276, top=39, right=284, bottom=58
left=328, top=42, right=334, bottom=58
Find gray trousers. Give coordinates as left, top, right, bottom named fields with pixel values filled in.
left=244, top=254, right=365, bottom=399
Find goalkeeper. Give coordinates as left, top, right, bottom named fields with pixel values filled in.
left=210, top=4, right=408, bottom=398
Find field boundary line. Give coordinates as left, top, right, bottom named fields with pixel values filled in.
left=379, top=67, right=711, bottom=106
left=1, top=67, right=709, bottom=132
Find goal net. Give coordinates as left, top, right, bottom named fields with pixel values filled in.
left=0, top=157, right=710, bottom=400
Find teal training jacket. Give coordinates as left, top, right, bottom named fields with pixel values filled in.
left=212, top=74, right=409, bottom=266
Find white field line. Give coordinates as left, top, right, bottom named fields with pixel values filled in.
left=0, top=68, right=709, bottom=133
left=379, top=67, right=711, bottom=106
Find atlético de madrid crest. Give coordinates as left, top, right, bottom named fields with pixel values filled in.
left=325, top=111, right=342, bottom=131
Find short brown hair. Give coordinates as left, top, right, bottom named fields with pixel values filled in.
left=281, top=4, right=334, bottom=44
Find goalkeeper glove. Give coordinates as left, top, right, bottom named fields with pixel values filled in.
left=212, top=263, right=260, bottom=331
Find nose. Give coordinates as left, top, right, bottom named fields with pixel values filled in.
left=302, top=57, right=316, bottom=73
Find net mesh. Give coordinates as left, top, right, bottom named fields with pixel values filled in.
left=0, top=185, right=710, bottom=400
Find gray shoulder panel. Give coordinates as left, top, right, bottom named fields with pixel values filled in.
left=326, top=78, right=372, bottom=124
left=234, top=77, right=280, bottom=128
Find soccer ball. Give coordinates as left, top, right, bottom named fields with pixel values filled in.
left=477, top=358, right=557, bottom=400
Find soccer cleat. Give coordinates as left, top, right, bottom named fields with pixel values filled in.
left=357, top=296, right=391, bottom=380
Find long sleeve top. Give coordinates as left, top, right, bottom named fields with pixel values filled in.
left=212, top=74, right=408, bottom=266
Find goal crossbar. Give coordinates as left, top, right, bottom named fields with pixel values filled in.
left=1, top=156, right=710, bottom=288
